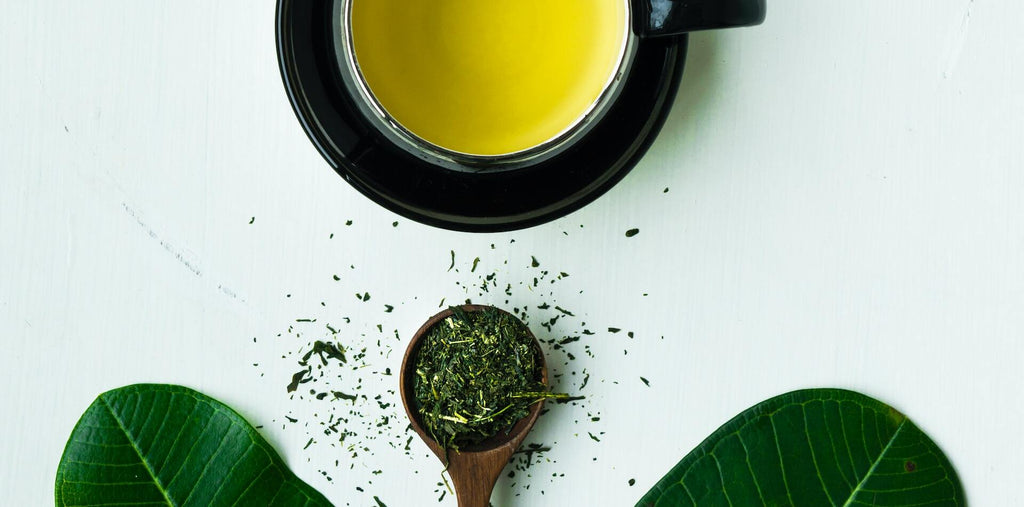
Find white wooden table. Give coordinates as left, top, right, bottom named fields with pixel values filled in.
left=2, top=1, right=1021, bottom=505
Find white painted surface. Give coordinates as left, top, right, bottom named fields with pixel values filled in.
left=2, top=1, right=1021, bottom=505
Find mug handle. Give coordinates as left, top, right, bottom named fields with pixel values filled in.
left=633, top=0, right=766, bottom=37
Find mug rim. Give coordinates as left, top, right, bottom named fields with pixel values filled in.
left=332, top=0, right=639, bottom=172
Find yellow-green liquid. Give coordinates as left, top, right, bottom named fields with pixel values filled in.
left=351, top=0, right=628, bottom=156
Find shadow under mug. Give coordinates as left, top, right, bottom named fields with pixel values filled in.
left=333, top=0, right=766, bottom=173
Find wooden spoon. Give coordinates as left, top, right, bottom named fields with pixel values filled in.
left=400, top=305, right=547, bottom=507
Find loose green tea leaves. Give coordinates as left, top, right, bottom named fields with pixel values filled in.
left=300, top=340, right=347, bottom=366
left=288, top=367, right=312, bottom=392
left=556, top=395, right=586, bottom=404
left=412, top=307, right=562, bottom=451
left=259, top=233, right=656, bottom=502
left=514, top=442, right=552, bottom=462
left=625, top=228, right=639, bottom=237
left=333, top=390, right=358, bottom=403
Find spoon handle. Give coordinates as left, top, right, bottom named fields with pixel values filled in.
left=447, top=443, right=517, bottom=507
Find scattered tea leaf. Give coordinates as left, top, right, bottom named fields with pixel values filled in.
left=300, top=340, right=347, bottom=366
left=333, top=391, right=358, bottom=404
left=556, top=396, right=586, bottom=404
left=288, top=367, right=312, bottom=392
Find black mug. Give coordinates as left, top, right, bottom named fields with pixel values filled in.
left=637, top=0, right=766, bottom=36
left=277, top=0, right=765, bottom=231
left=333, top=0, right=766, bottom=172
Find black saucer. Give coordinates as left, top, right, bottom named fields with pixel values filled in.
left=276, top=0, right=688, bottom=232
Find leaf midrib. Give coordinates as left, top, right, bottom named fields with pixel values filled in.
left=101, top=395, right=175, bottom=507
left=841, top=419, right=907, bottom=507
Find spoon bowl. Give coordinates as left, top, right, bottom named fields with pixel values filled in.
left=400, top=305, right=547, bottom=506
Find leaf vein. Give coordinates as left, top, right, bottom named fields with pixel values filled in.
left=163, top=406, right=215, bottom=494
left=99, top=395, right=174, bottom=507
left=838, top=403, right=860, bottom=483
left=152, top=394, right=196, bottom=478
left=735, top=433, right=767, bottom=505
left=768, top=414, right=795, bottom=505
left=801, top=404, right=834, bottom=504
left=226, top=451, right=269, bottom=507
left=841, top=420, right=907, bottom=506
left=179, top=415, right=233, bottom=506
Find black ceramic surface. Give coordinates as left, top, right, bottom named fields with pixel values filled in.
left=277, top=0, right=688, bottom=232
left=635, top=0, right=767, bottom=36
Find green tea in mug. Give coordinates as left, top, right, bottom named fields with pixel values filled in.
left=351, top=0, right=629, bottom=156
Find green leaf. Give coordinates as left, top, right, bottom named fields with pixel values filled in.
left=55, top=384, right=332, bottom=506
left=638, top=389, right=964, bottom=506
